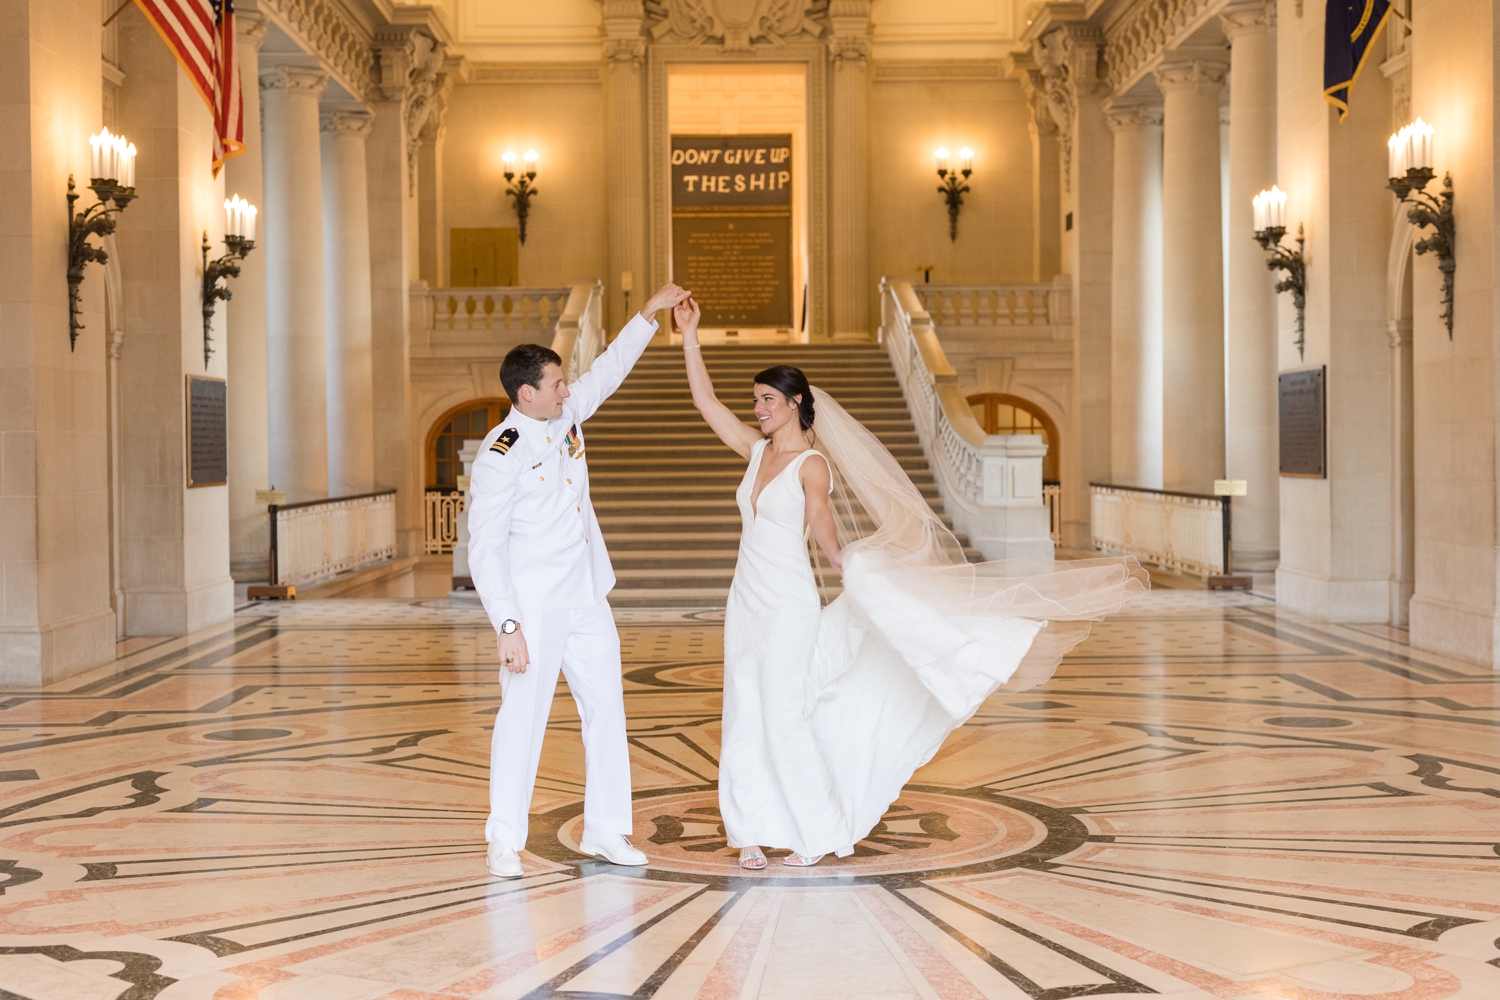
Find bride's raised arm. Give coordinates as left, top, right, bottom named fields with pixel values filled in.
left=675, top=298, right=763, bottom=459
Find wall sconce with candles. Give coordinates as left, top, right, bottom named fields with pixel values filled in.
left=1251, top=185, right=1307, bottom=360
left=935, top=147, right=973, bottom=242
left=503, top=150, right=539, bottom=244
left=68, top=128, right=138, bottom=350
left=1388, top=118, right=1456, bottom=338
left=200, top=195, right=258, bottom=369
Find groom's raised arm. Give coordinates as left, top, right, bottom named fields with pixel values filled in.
left=567, top=284, right=691, bottom=422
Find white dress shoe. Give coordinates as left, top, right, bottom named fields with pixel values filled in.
left=486, top=843, right=525, bottom=878
left=578, top=830, right=648, bottom=867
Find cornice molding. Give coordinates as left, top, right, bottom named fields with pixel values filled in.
left=1102, top=0, right=1227, bottom=95
left=469, top=64, right=604, bottom=84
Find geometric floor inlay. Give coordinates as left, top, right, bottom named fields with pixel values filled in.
left=0, top=590, right=1496, bottom=998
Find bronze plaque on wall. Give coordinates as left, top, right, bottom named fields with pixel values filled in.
left=187, top=375, right=228, bottom=488
left=1279, top=367, right=1326, bottom=478
left=671, top=134, right=792, bottom=328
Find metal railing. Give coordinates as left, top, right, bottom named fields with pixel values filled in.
left=1043, top=482, right=1062, bottom=545
left=268, top=490, right=397, bottom=588
left=424, top=491, right=464, bottom=555
left=414, top=285, right=571, bottom=335
left=913, top=282, right=1070, bottom=327
left=879, top=278, right=1054, bottom=560
left=1090, top=483, right=1228, bottom=577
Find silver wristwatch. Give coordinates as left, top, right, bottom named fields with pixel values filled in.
left=500, top=619, right=520, bottom=634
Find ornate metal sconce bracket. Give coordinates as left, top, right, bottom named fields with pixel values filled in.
left=505, top=170, right=538, bottom=245
left=937, top=168, right=971, bottom=242
left=1391, top=169, right=1455, bottom=338
left=67, top=175, right=134, bottom=351
left=1255, top=223, right=1307, bottom=361
left=200, top=232, right=254, bottom=370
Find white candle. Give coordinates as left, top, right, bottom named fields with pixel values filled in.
left=934, top=147, right=949, bottom=174
left=959, top=147, right=973, bottom=173
left=1387, top=131, right=1402, bottom=179
left=502, top=150, right=516, bottom=176
left=1413, top=117, right=1433, bottom=169
left=524, top=149, right=538, bottom=174
left=122, top=141, right=135, bottom=188
left=1270, top=186, right=1286, bottom=229
left=243, top=203, right=256, bottom=242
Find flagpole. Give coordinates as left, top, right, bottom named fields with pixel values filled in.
left=102, top=0, right=134, bottom=27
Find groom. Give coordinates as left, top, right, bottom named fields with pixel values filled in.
left=468, top=282, right=691, bottom=878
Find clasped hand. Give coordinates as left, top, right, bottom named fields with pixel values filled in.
left=499, top=629, right=529, bottom=674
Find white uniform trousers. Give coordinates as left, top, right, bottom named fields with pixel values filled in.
left=486, top=600, right=634, bottom=850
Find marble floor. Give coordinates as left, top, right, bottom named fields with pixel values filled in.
left=0, top=592, right=1497, bottom=999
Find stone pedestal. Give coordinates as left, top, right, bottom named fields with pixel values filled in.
left=226, top=13, right=271, bottom=581
left=965, top=435, right=1056, bottom=560
left=321, top=107, right=376, bottom=497
left=1222, top=3, right=1280, bottom=568
left=1157, top=57, right=1229, bottom=493
left=260, top=64, right=330, bottom=503
left=1106, top=101, right=1164, bottom=489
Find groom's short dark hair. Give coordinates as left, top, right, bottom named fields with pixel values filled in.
left=500, top=344, right=563, bottom=402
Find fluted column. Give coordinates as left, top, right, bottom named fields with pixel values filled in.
left=828, top=1, right=872, bottom=339
left=260, top=64, right=330, bottom=502
left=603, top=2, right=648, bottom=335
left=1156, top=56, right=1229, bottom=493
left=1222, top=2, right=1279, bottom=567
left=1106, top=101, right=1164, bottom=488
left=321, top=107, right=376, bottom=497
left=226, top=11, right=270, bottom=580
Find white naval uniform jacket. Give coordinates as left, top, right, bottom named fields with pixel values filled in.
left=467, top=313, right=658, bottom=631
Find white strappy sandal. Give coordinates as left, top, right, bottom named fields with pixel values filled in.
left=739, top=846, right=768, bottom=870
left=781, top=852, right=825, bottom=867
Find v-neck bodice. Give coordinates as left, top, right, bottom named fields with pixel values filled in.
left=730, top=439, right=822, bottom=613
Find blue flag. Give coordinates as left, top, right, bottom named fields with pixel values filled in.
left=1325, top=0, right=1393, bottom=119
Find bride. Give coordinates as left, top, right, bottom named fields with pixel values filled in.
left=675, top=298, right=1148, bottom=870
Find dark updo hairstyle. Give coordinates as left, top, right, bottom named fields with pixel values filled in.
left=753, top=365, right=815, bottom=431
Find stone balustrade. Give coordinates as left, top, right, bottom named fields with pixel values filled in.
left=913, top=282, right=1069, bottom=327
left=879, top=279, right=1055, bottom=561
left=1090, top=483, right=1227, bottom=577
left=413, top=285, right=572, bottom=337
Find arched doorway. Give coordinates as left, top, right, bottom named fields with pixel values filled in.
left=966, top=393, right=1059, bottom=482
left=424, top=398, right=510, bottom=554
left=426, top=398, right=510, bottom=492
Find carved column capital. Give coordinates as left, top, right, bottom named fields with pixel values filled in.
left=235, top=9, right=270, bottom=51
left=1104, top=99, right=1164, bottom=132
left=828, top=0, right=872, bottom=67
left=259, top=63, right=329, bottom=95
left=321, top=107, right=375, bottom=137
left=1154, top=57, right=1231, bottom=93
left=1219, top=0, right=1277, bottom=39
left=604, top=37, right=646, bottom=64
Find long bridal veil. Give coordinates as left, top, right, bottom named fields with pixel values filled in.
left=801, top=387, right=1148, bottom=852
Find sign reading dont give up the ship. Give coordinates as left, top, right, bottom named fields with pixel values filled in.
left=671, top=134, right=793, bottom=329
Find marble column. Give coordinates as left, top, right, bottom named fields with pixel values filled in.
left=1033, top=25, right=1112, bottom=547
left=1106, top=101, right=1164, bottom=488
left=1156, top=56, right=1229, bottom=493
left=1222, top=2, right=1279, bottom=567
left=321, top=107, right=376, bottom=497
left=828, top=2, right=872, bottom=340
left=260, top=64, right=330, bottom=503
left=602, top=3, right=648, bottom=335
left=226, top=11, right=270, bottom=580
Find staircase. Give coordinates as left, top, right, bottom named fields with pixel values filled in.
left=585, top=343, right=973, bottom=607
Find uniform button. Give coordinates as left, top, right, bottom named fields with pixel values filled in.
left=566, top=478, right=572, bottom=484
left=576, top=507, right=581, bottom=513
left=539, top=476, right=544, bottom=481
left=546, top=436, right=551, bottom=443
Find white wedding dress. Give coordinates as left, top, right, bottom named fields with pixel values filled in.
left=718, top=392, right=1148, bottom=860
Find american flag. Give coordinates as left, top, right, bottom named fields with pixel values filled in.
left=130, top=0, right=244, bottom=176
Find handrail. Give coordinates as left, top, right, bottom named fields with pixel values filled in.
left=551, top=281, right=606, bottom=380
left=1090, top=483, right=1232, bottom=578
left=878, top=278, right=1054, bottom=560
left=1090, top=480, right=1220, bottom=502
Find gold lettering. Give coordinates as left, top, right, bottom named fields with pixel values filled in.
left=777, top=170, right=790, bottom=189
left=750, top=172, right=765, bottom=190
left=671, top=149, right=685, bottom=165
left=755, top=149, right=767, bottom=164
left=685, top=176, right=699, bottom=192
left=709, top=149, right=723, bottom=163
left=735, top=174, right=746, bottom=192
